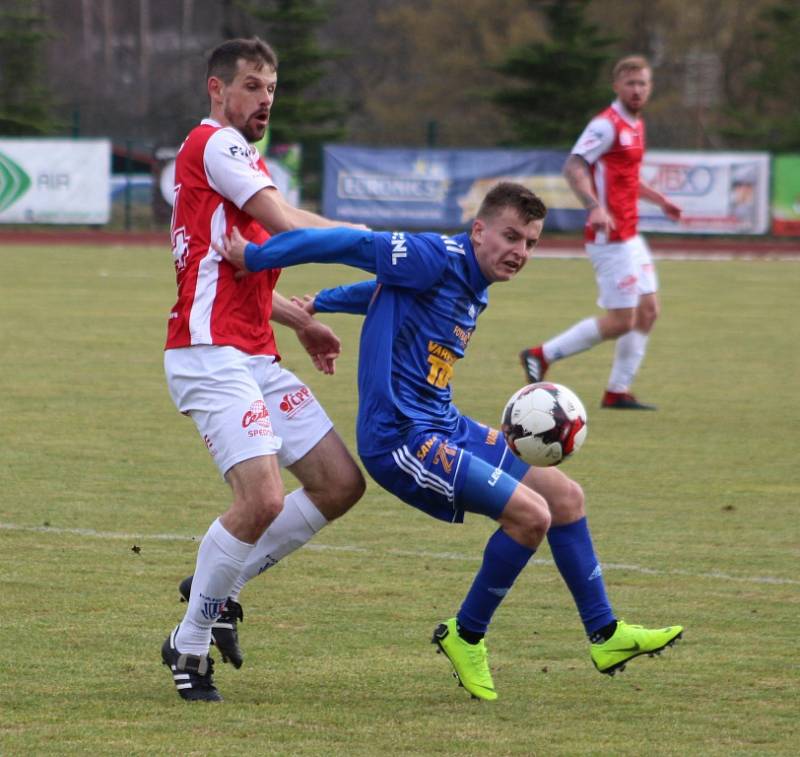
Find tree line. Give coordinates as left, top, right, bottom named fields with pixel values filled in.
left=1, top=0, right=798, bottom=193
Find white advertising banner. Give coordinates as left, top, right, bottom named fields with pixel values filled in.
left=640, top=150, right=770, bottom=235
left=0, top=138, right=111, bottom=224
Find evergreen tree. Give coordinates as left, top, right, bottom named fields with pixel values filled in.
left=246, top=0, right=348, bottom=197
left=490, top=0, right=617, bottom=147
left=723, top=0, right=800, bottom=150
left=0, top=1, right=55, bottom=135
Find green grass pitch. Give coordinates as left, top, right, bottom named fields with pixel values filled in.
left=1, top=243, right=798, bottom=755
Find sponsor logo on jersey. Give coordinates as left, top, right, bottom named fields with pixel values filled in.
left=484, top=427, right=499, bottom=446
left=416, top=435, right=439, bottom=461
left=441, top=235, right=465, bottom=255
left=453, top=324, right=473, bottom=348
left=619, top=129, right=634, bottom=147
left=581, top=127, right=605, bottom=150
left=428, top=341, right=456, bottom=365
left=278, top=386, right=314, bottom=418
left=432, top=441, right=457, bottom=474
left=391, top=232, right=407, bottom=265
left=242, top=400, right=274, bottom=438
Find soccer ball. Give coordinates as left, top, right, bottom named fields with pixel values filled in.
left=501, top=382, right=588, bottom=467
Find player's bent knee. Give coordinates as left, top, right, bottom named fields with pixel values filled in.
left=500, top=492, right=551, bottom=548
left=549, top=478, right=586, bottom=525
left=612, top=318, right=636, bottom=337
left=306, top=462, right=366, bottom=520
left=340, top=463, right=367, bottom=505
left=601, top=311, right=635, bottom=339
left=240, top=489, right=284, bottom=530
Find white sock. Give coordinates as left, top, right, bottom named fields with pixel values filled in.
left=175, top=518, right=253, bottom=655
left=607, top=330, right=649, bottom=392
left=542, top=317, right=602, bottom=363
left=229, top=488, right=328, bottom=599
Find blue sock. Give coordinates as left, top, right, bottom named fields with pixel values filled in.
left=547, top=516, right=615, bottom=636
left=457, top=528, right=534, bottom=635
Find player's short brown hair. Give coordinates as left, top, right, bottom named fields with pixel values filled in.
left=612, top=55, right=651, bottom=81
left=207, top=37, right=278, bottom=83
left=477, top=182, right=547, bottom=224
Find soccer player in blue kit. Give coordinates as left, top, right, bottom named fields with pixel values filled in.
left=216, top=182, right=683, bottom=701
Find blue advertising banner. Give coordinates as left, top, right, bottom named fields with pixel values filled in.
left=323, top=145, right=583, bottom=230
left=323, top=145, right=771, bottom=234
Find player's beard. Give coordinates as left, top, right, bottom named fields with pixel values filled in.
left=227, top=107, right=268, bottom=143
left=239, top=117, right=266, bottom=143
left=623, top=95, right=647, bottom=115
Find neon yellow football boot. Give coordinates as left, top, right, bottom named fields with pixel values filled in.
left=432, top=618, right=497, bottom=701
left=591, top=619, right=684, bottom=675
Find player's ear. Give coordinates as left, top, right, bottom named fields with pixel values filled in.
left=471, top=218, right=485, bottom=243
left=208, top=76, right=224, bottom=103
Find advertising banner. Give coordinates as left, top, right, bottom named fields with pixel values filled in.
left=323, top=145, right=583, bottom=230
left=640, top=150, right=770, bottom=234
left=0, top=138, right=111, bottom=224
left=324, top=145, right=771, bottom=235
left=770, top=154, right=800, bottom=236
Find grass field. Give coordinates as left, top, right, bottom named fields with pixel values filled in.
left=1, top=243, right=798, bottom=756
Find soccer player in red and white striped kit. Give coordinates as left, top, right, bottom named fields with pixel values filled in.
left=160, top=37, right=365, bottom=701
left=521, top=56, right=681, bottom=410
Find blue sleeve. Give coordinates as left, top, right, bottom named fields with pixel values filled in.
left=371, top=232, right=450, bottom=292
left=244, top=228, right=378, bottom=273
left=244, top=229, right=451, bottom=294
left=314, top=280, right=377, bottom=315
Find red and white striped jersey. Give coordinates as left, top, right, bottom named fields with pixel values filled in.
left=165, top=118, right=282, bottom=356
left=571, top=101, right=645, bottom=243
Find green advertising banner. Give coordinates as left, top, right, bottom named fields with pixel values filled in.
left=0, top=138, right=111, bottom=224
left=772, top=155, right=800, bottom=236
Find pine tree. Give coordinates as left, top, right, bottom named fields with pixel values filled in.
left=0, top=1, right=55, bottom=135
left=247, top=0, right=348, bottom=197
left=490, top=0, right=617, bottom=147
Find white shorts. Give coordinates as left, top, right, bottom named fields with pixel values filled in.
left=164, top=345, right=334, bottom=477
left=586, top=234, right=658, bottom=309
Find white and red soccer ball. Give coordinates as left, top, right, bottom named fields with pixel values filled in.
left=501, top=382, right=588, bottom=467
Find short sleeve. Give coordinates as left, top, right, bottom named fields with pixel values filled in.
left=571, top=117, right=615, bottom=166
left=373, top=232, right=450, bottom=292
left=203, top=128, right=274, bottom=208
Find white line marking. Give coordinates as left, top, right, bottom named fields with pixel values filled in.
left=1, top=521, right=796, bottom=586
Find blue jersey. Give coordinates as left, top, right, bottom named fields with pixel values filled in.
left=353, top=232, right=488, bottom=455
left=243, top=228, right=490, bottom=456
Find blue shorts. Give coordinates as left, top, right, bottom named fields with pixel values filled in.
left=360, top=415, right=531, bottom=523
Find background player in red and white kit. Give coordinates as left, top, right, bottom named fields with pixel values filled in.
left=520, top=56, right=681, bottom=410
left=161, top=37, right=365, bottom=701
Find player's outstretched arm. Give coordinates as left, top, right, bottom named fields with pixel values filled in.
left=217, top=226, right=380, bottom=273
left=243, top=186, right=367, bottom=234
left=312, top=280, right=377, bottom=315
